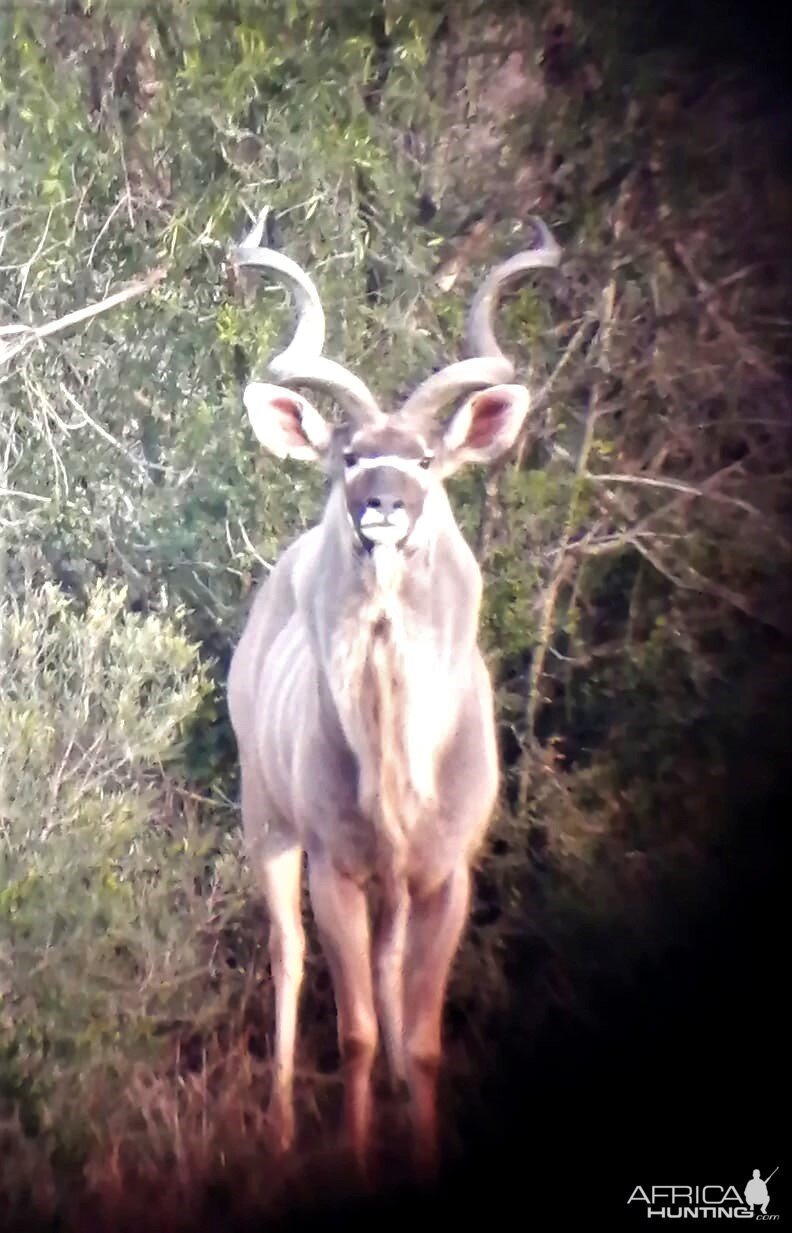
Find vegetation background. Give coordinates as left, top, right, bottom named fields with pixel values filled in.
left=1, top=1, right=789, bottom=1228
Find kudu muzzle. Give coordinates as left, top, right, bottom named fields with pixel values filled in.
left=346, top=464, right=427, bottom=551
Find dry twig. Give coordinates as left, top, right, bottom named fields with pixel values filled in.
left=516, top=280, right=617, bottom=811
left=0, top=265, right=166, bottom=367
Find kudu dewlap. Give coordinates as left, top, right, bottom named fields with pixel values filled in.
left=227, top=206, right=561, bottom=1175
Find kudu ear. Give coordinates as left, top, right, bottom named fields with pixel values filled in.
left=243, top=382, right=332, bottom=462
left=439, top=384, right=530, bottom=472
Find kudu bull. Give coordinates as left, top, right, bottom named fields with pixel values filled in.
left=228, top=209, right=561, bottom=1175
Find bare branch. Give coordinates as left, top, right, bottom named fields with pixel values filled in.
left=0, top=266, right=166, bottom=367
left=16, top=207, right=53, bottom=306
left=586, top=470, right=761, bottom=516
left=235, top=517, right=273, bottom=573
left=628, top=536, right=790, bottom=635
left=0, top=485, right=51, bottom=504
left=664, top=237, right=780, bottom=382
left=60, top=385, right=151, bottom=476
left=558, top=529, right=687, bottom=559
left=87, top=192, right=131, bottom=267
left=516, top=280, right=617, bottom=811
left=515, top=312, right=597, bottom=468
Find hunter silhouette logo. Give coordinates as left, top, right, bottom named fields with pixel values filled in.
left=628, top=1167, right=780, bottom=1219
left=745, top=1169, right=777, bottom=1215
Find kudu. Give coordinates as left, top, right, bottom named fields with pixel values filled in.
left=227, top=208, right=561, bottom=1176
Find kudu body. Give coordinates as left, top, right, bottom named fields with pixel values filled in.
left=227, top=209, right=561, bottom=1174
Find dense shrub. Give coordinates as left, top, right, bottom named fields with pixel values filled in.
left=0, top=582, right=257, bottom=1218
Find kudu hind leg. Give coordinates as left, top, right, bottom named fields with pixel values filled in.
left=403, top=864, right=471, bottom=1177
left=307, top=855, right=378, bottom=1171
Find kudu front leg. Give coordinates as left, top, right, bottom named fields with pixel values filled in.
left=403, top=864, right=471, bottom=1179
left=308, top=854, right=378, bottom=1173
left=260, top=845, right=305, bottom=1154
left=374, top=877, right=410, bottom=1091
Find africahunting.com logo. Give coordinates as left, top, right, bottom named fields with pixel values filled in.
left=628, top=1168, right=779, bottom=1220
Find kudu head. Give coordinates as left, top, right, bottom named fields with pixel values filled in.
left=231, top=209, right=561, bottom=557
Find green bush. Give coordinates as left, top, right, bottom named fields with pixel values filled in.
left=0, top=582, right=253, bottom=1161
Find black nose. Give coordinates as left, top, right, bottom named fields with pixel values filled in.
left=366, top=496, right=405, bottom=516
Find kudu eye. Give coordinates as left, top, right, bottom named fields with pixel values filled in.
left=419, top=454, right=433, bottom=469
left=343, top=451, right=358, bottom=468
